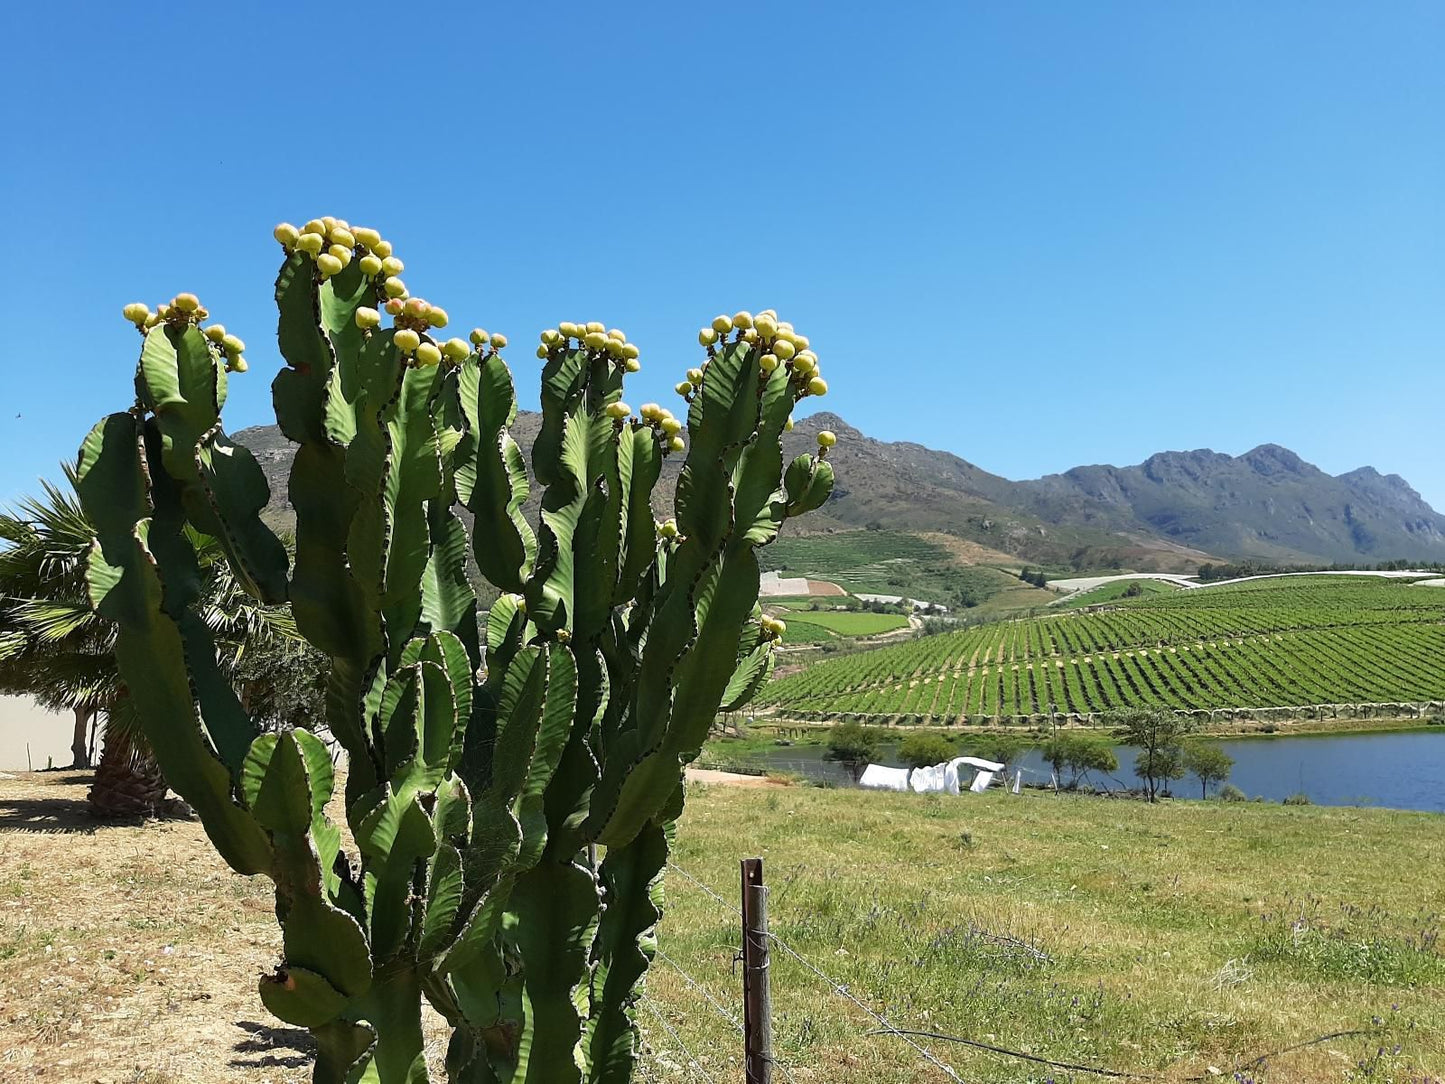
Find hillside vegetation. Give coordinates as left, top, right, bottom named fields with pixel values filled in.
left=759, top=576, right=1445, bottom=721
left=758, top=529, right=1049, bottom=610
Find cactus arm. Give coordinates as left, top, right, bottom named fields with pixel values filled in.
left=350, top=966, right=431, bottom=1084
left=78, top=414, right=272, bottom=874
left=312, top=1021, right=379, bottom=1084
left=193, top=428, right=292, bottom=602
left=584, top=820, right=668, bottom=1084
left=136, top=323, right=290, bottom=602
left=273, top=252, right=337, bottom=444
left=784, top=452, right=836, bottom=517
left=355, top=785, right=437, bottom=961
left=420, top=772, right=474, bottom=961
left=421, top=497, right=480, bottom=667
left=591, top=339, right=829, bottom=846
left=136, top=322, right=225, bottom=479
left=139, top=422, right=261, bottom=777
left=272, top=255, right=386, bottom=789
left=399, top=630, right=475, bottom=773
left=456, top=353, right=536, bottom=593
left=532, top=347, right=589, bottom=487
left=720, top=624, right=776, bottom=713
left=259, top=965, right=350, bottom=1027
left=615, top=427, right=663, bottom=603
left=440, top=643, right=578, bottom=1055
left=507, top=860, right=599, bottom=1084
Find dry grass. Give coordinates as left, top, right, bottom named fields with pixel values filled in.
left=1, top=772, right=1441, bottom=1083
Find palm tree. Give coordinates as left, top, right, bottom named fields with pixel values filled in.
left=0, top=467, right=310, bottom=817
left=0, top=469, right=110, bottom=769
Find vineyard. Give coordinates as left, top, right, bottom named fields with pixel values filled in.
left=758, top=576, right=1445, bottom=721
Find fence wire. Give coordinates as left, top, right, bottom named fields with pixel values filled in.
left=640, top=993, right=719, bottom=1083
left=665, top=860, right=963, bottom=1083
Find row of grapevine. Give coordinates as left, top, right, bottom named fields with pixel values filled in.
left=760, top=578, right=1445, bottom=719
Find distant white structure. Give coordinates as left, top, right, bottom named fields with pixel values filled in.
left=854, top=592, right=949, bottom=613
left=1048, top=569, right=1443, bottom=607
left=759, top=571, right=812, bottom=596
left=859, top=756, right=1005, bottom=795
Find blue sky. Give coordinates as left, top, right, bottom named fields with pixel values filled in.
left=2, top=2, right=1441, bottom=507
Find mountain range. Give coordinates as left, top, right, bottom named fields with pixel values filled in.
left=235, top=411, right=1445, bottom=570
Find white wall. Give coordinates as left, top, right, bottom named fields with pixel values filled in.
left=0, top=695, right=78, bottom=771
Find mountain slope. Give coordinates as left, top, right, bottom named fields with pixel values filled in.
left=234, top=414, right=1445, bottom=567
left=1018, top=444, right=1445, bottom=564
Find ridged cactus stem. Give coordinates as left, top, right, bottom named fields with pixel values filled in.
left=81, top=226, right=835, bottom=1084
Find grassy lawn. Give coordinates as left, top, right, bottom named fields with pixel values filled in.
left=1, top=774, right=1440, bottom=1082
left=661, top=786, right=1444, bottom=1083
left=785, top=611, right=911, bottom=636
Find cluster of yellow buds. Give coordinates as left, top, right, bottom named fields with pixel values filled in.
left=686, top=310, right=828, bottom=400
left=638, top=402, right=685, bottom=453
left=122, top=294, right=247, bottom=372
left=273, top=217, right=399, bottom=288
left=546, top=322, right=642, bottom=372
left=760, top=614, right=787, bottom=641
left=657, top=517, right=680, bottom=540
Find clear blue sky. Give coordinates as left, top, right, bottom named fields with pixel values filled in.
left=2, top=2, right=1441, bottom=508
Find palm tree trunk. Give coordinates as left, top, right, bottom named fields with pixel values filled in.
left=88, top=721, right=169, bottom=819
left=70, top=706, right=93, bottom=770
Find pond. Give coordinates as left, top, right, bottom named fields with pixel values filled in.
left=728, top=729, right=1445, bottom=812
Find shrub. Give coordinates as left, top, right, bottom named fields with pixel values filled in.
left=898, top=732, right=956, bottom=769
left=1283, top=792, right=1313, bottom=805
left=1218, top=784, right=1247, bottom=802
left=1183, top=740, right=1235, bottom=799
left=823, top=721, right=883, bottom=780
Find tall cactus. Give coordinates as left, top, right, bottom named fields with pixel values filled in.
left=79, top=218, right=836, bottom=1083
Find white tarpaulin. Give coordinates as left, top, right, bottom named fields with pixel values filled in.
left=858, top=763, right=912, bottom=791
left=859, top=756, right=1005, bottom=795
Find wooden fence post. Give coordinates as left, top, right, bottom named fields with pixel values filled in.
left=741, top=857, right=772, bottom=1084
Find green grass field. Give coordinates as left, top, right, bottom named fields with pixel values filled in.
left=784, top=610, right=910, bottom=636
left=758, top=530, right=1028, bottom=609
left=655, top=783, right=1444, bottom=1083
left=760, top=576, right=1445, bottom=721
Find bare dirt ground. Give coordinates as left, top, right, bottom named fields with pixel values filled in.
left=913, top=531, right=1017, bottom=567
left=0, top=772, right=450, bottom=1083
left=0, top=769, right=775, bottom=1083
left=682, top=768, right=783, bottom=788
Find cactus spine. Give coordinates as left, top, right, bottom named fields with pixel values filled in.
left=77, top=223, right=835, bottom=1083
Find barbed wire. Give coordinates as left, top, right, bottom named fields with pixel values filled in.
left=663, top=860, right=1384, bottom=1084
left=639, top=993, right=719, bottom=1083
left=666, top=860, right=962, bottom=1083
left=657, top=919, right=800, bottom=1082
left=765, top=933, right=965, bottom=1083
left=655, top=946, right=743, bottom=1032
left=667, top=861, right=742, bottom=917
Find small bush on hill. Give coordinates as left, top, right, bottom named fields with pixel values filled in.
left=898, top=732, right=955, bottom=769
